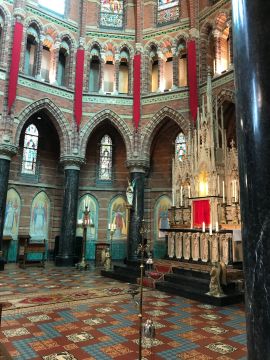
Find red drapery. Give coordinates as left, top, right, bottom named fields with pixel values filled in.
left=187, top=40, right=198, bottom=124
left=7, top=21, right=23, bottom=114
left=193, top=200, right=210, bottom=228
left=74, top=49, right=85, bottom=129
left=133, top=54, right=141, bottom=130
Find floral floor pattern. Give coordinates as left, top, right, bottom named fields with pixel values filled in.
left=0, top=263, right=247, bottom=359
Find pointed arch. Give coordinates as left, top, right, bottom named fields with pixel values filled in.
left=141, top=107, right=190, bottom=156
left=79, top=109, right=132, bottom=158
left=15, top=98, right=71, bottom=156
left=216, top=89, right=235, bottom=107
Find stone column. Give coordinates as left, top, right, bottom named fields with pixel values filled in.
left=213, top=30, right=221, bottom=75
left=172, top=47, right=178, bottom=89
left=126, top=161, right=148, bottom=260
left=232, top=1, right=270, bottom=358
left=114, top=53, right=120, bottom=94
left=157, top=51, right=164, bottom=92
left=55, top=156, right=84, bottom=267
left=98, top=53, right=105, bottom=94
left=0, top=144, right=17, bottom=270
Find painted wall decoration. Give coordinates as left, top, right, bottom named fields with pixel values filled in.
left=30, top=191, right=50, bottom=241
left=155, top=196, right=171, bottom=239
left=109, top=196, right=127, bottom=240
left=157, top=0, right=179, bottom=25
left=3, top=188, right=21, bottom=239
left=100, top=0, right=124, bottom=29
left=76, top=194, right=98, bottom=240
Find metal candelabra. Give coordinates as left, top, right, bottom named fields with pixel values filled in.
left=76, top=205, right=91, bottom=271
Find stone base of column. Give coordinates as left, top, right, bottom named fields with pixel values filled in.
left=55, top=255, right=79, bottom=267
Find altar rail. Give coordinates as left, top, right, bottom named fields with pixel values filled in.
left=164, top=229, right=242, bottom=265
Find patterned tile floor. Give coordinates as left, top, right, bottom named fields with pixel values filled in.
left=0, top=263, right=247, bottom=359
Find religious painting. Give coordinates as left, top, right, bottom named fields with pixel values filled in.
left=30, top=191, right=50, bottom=241
left=109, top=196, right=127, bottom=240
left=100, top=0, right=124, bottom=29
left=155, top=196, right=171, bottom=239
left=3, top=188, right=21, bottom=239
left=76, top=194, right=98, bottom=240
left=157, top=0, right=179, bottom=25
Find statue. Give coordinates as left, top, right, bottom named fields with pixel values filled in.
left=207, top=262, right=225, bottom=297
left=126, top=179, right=135, bottom=206
left=102, top=247, right=111, bottom=271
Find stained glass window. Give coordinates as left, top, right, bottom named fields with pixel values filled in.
left=99, top=135, right=112, bottom=180
left=22, top=124, right=39, bottom=175
left=100, top=0, right=124, bottom=29
left=175, top=132, right=186, bottom=161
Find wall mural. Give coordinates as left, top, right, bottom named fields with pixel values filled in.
left=76, top=194, right=98, bottom=240
left=100, top=0, right=124, bottom=29
left=109, top=195, right=127, bottom=240
left=157, top=0, right=179, bottom=25
left=30, top=191, right=50, bottom=242
left=4, top=188, right=21, bottom=239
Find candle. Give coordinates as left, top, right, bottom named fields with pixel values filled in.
left=188, top=185, right=191, bottom=198
left=209, top=223, right=212, bottom=235
left=222, top=181, right=225, bottom=203
left=108, top=223, right=111, bottom=230
left=216, top=221, right=219, bottom=232
left=172, top=189, right=175, bottom=206
left=217, top=175, right=220, bottom=195
left=235, top=180, right=238, bottom=202
left=180, top=186, right=183, bottom=206
left=202, top=222, right=205, bottom=232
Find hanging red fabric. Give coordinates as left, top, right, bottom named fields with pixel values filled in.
left=193, top=200, right=210, bottom=228
left=7, top=21, right=23, bottom=114
left=187, top=40, right=198, bottom=124
left=133, top=54, right=141, bottom=130
left=74, top=48, right=85, bottom=129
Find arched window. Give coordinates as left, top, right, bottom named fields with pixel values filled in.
left=39, top=0, right=65, bottom=15
left=22, top=124, right=39, bottom=175
left=118, top=49, right=129, bottom=94
left=57, top=41, right=69, bottom=86
left=104, top=50, right=115, bottom=93
left=89, top=47, right=101, bottom=92
left=150, top=47, right=158, bottom=92
left=99, top=135, right=113, bottom=181
left=164, top=54, right=173, bottom=91
left=178, top=40, right=187, bottom=87
left=24, top=26, right=39, bottom=77
left=175, top=132, right=186, bottom=162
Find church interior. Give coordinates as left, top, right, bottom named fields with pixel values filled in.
left=0, top=0, right=265, bottom=358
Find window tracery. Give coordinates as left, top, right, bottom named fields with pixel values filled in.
left=175, top=132, right=186, bottom=162
left=99, top=135, right=113, bottom=181
left=22, top=124, right=39, bottom=175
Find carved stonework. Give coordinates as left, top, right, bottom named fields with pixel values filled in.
left=60, top=155, right=85, bottom=170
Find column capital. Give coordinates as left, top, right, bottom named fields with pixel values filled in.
left=60, top=155, right=85, bottom=170
left=126, top=158, right=149, bottom=173
left=0, top=142, right=17, bottom=161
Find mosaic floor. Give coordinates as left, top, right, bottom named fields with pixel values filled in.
left=0, top=263, right=247, bottom=359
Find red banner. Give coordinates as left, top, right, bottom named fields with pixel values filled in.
left=133, top=54, right=141, bottom=130
left=187, top=40, right=198, bottom=124
left=8, top=21, right=23, bottom=113
left=74, top=49, right=85, bottom=129
left=193, top=200, right=210, bottom=228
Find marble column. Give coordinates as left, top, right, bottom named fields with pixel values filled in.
left=127, top=166, right=146, bottom=260
left=232, top=1, right=270, bottom=358
left=55, top=158, right=83, bottom=267
left=0, top=145, right=17, bottom=270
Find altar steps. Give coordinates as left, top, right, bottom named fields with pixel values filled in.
left=155, top=267, right=244, bottom=306
left=100, top=263, right=140, bottom=284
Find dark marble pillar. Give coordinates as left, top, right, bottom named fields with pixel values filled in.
left=55, top=160, right=81, bottom=267
left=127, top=170, right=145, bottom=260
left=0, top=145, right=17, bottom=270
left=232, top=1, right=270, bottom=358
